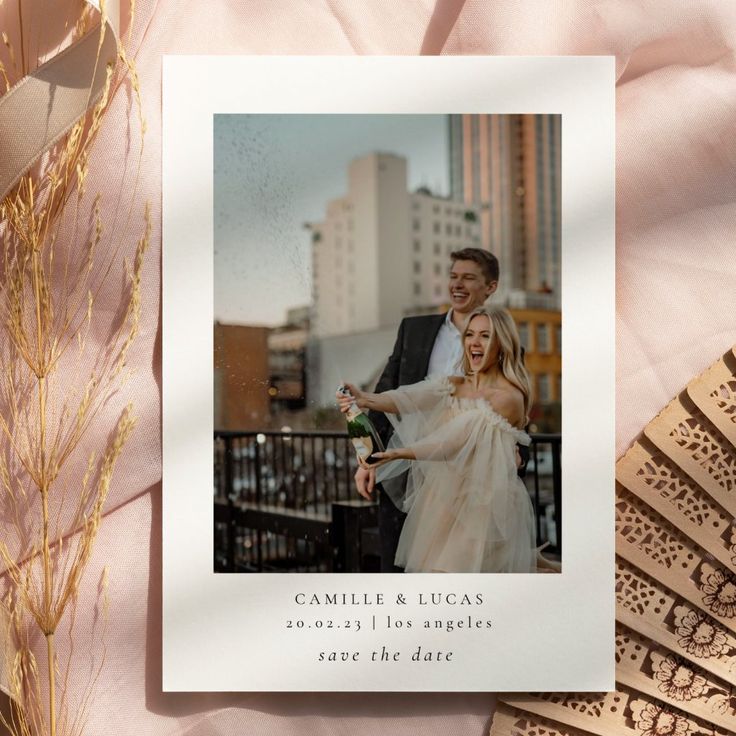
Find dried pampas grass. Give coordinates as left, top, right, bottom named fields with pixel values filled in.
left=0, top=4, right=147, bottom=735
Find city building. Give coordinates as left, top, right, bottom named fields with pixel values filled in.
left=310, top=152, right=481, bottom=338
left=449, top=114, right=561, bottom=302
left=214, top=323, right=270, bottom=430
left=511, top=305, right=562, bottom=409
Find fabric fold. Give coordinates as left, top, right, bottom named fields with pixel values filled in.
left=0, top=0, right=120, bottom=199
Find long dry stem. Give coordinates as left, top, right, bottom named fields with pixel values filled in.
left=0, top=4, right=146, bottom=735
left=46, top=632, right=55, bottom=736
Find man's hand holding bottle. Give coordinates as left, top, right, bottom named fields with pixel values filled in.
left=335, top=382, right=366, bottom=412
left=336, top=383, right=379, bottom=500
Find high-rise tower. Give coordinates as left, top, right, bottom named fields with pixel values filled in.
left=449, top=114, right=561, bottom=302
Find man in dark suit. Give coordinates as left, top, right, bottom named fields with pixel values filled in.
left=353, top=247, right=524, bottom=572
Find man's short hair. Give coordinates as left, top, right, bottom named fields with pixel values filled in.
left=450, top=247, right=500, bottom=284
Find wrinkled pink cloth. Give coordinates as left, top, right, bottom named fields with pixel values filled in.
left=2, top=0, right=736, bottom=734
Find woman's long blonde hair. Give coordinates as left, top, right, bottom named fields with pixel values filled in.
left=460, top=306, right=533, bottom=418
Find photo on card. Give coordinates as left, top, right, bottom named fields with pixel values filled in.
left=212, top=113, right=562, bottom=576
left=163, top=55, right=615, bottom=692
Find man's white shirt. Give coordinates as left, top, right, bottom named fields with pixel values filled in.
left=426, top=309, right=464, bottom=378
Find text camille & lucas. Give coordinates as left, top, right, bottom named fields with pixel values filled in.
left=294, top=592, right=485, bottom=605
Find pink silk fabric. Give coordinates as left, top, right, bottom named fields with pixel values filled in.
left=2, top=0, right=736, bottom=733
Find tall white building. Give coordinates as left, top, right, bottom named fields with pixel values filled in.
left=311, top=153, right=480, bottom=338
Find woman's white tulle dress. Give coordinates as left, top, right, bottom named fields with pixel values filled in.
left=376, top=376, right=537, bottom=573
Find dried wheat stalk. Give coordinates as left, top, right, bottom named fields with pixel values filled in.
left=0, top=4, right=146, bottom=735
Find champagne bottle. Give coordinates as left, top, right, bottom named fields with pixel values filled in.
left=338, top=386, right=385, bottom=464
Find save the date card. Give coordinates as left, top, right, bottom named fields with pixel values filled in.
left=162, top=55, right=615, bottom=691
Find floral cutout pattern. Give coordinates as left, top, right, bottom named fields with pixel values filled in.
left=669, top=414, right=736, bottom=494
left=616, top=559, right=666, bottom=616
left=500, top=685, right=736, bottom=736
left=616, top=557, right=736, bottom=674
left=674, top=608, right=730, bottom=659
left=536, top=692, right=607, bottom=718
left=627, top=692, right=736, bottom=736
left=700, top=568, right=736, bottom=619
left=636, top=452, right=726, bottom=529
left=495, top=356, right=736, bottom=736
left=616, top=558, right=674, bottom=618
left=622, top=441, right=736, bottom=569
left=631, top=700, right=692, bottom=736
left=646, top=650, right=735, bottom=720
left=507, top=713, right=578, bottom=736
left=616, top=489, right=699, bottom=572
left=710, top=380, right=736, bottom=426
left=653, top=654, right=708, bottom=701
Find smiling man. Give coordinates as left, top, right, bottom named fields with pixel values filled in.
left=356, top=247, right=501, bottom=572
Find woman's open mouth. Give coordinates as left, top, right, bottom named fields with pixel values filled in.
left=469, top=349, right=484, bottom=366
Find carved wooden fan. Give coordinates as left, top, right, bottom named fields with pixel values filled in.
left=491, top=347, right=736, bottom=736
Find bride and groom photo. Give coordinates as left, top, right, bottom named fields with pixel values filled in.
left=212, top=113, right=562, bottom=575
left=337, top=248, right=560, bottom=574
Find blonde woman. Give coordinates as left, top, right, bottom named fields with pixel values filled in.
left=338, top=306, right=555, bottom=573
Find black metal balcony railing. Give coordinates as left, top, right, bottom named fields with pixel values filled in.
left=214, top=430, right=561, bottom=573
